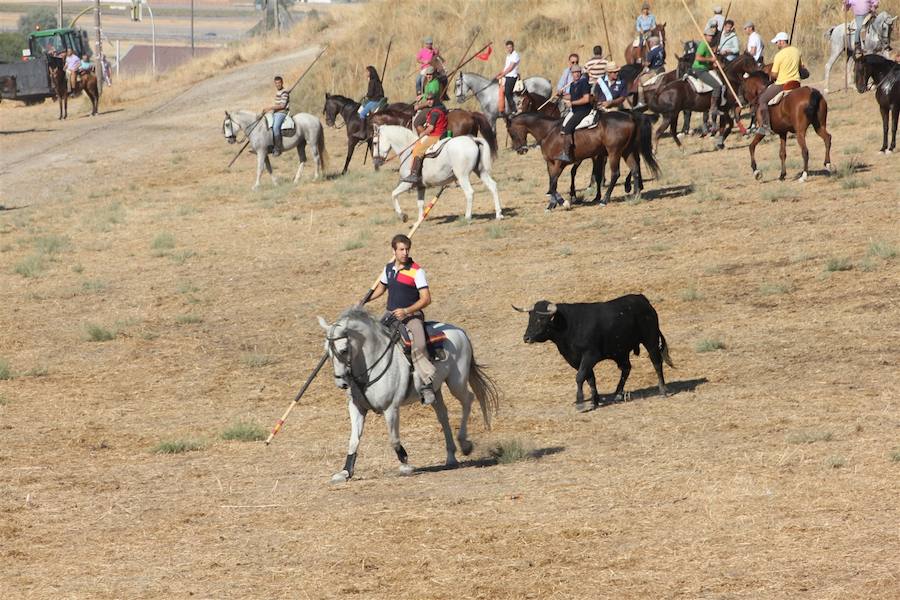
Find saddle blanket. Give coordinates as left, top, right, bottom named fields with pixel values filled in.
left=561, top=110, right=600, bottom=131
left=640, top=72, right=667, bottom=87
left=264, top=112, right=296, bottom=135
left=686, top=71, right=722, bottom=94
left=512, top=78, right=526, bottom=93
left=768, top=87, right=800, bottom=106
left=423, top=137, right=452, bottom=159
left=399, top=321, right=448, bottom=351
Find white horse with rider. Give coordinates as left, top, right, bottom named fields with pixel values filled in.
left=823, top=10, right=896, bottom=93
left=319, top=308, right=500, bottom=482
left=223, top=110, right=326, bottom=189
left=454, top=72, right=552, bottom=132
left=372, top=125, right=503, bottom=223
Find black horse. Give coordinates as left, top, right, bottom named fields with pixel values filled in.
left=855, top=53, right=900, bottom=153
left=322, top=93, right=413, bottom=174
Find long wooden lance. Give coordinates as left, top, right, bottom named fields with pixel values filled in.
left=265, top=186, right=449, bottom=445
left=599, top=1, right=612, bottom=59
left=789, top=0, right=801, bottom=44
left=679, top=0, right=747, bottom=134
left=227, top=46, right=328, bottom=169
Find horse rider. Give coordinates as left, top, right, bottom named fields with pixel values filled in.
left=556, top=63, right=591, bottom=162
left=416, top=36, right=442, bottom=95
left=411, top=65, right=441, bottom=129
left=691, top=27, right=725, bottom=127
left=366, top=234, right=437, bottom=405
left=744, top=21, right=765, bottom=66
left=262, top=75, right=290, bottom=156
left=556, top=53, right=580, bottom=115
left=358, top=65, right=385, bottom=120
left=495, top=40, right=520, bottom=116
left=646, top=36, right=666, bottom=74
left=755, top=32, right=804, bottom=137
left=844, top=0, right=880, bottom=52
left=598, top=62, right=629, bottom=110
left=635, top=2, right=657, bottom=56
left=719, top=20, right=740, bottom=62
left=707, top=5, right=726, bottom=45
left=402, top=91, right=448, bottom=185
left=585, top=45, right=608, bottom=89
left=79, top=53, right=94, bottom=74
left=64, top=48, right=81, bottom=92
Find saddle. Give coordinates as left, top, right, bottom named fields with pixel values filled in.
left=370, top=98, right=389, bottom=114
left=767, top=81, right=802, bottom=106
left=423, top=137, right=452, bottom=159
left=513, top=78, right=526, bottom=93
left=382, top=315, right=447, bottom=361
left=640, top=71, right=666, bottom=88
left=264, top=112, right=296, bottom=136
left=574, top=109, right=600, bottom=130
left=685, top=71, right=721, bottom=93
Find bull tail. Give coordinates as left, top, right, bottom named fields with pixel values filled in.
left=637, top=113, right=661, bottom=178
left=471, top=112, right=498, bottom=158
left=660, top=331, right=674, bottom=368
left=805, top=88, right=825, bottom=133
left=468, top=348, right=500, bottom=431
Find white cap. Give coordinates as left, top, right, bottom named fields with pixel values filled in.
left=771, top=32, right=789, bottom=44
left=713, top=5, right=722, bottom=13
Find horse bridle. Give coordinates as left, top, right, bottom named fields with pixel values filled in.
left=223, top=115, right=237, bottom=143
left=326, top=323, right=398, bottom=395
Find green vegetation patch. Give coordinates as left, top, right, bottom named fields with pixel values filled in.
left=152, top=439, right=205, bottom=454
left=221, top=420, right=267, bottom=442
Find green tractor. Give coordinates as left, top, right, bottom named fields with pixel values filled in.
left=0, top=27, right=91, bottom=104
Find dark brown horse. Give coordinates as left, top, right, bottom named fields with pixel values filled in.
left=48, top=55, right=99, bottom=119
left=514, top=89, right=561, bottom=117
left=854, top=53, right=900, bottom=153
left=506, top=111, right=660, bottom=208
left=624, top=23, right=667, bottom=65
left=409, top=109, right=498, bottom=157
left=742, top=73, right=833, bottom=182
left=323, top=93, right=413, bottom=174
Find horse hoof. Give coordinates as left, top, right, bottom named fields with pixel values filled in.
left=825, top=162, right=835, bottom=172
left=495, top=213, right=504, bottom=220
left=753, top=170, right=762, bottom=181
left=445, top=459, right=460, bottom=469
left=563, top=199, right=571, bottom=210
left=797, top=171, right=808, bottom=183
left=459, top=439, right=474, bottom=456
left=330, top=470, right=350, bottom=484
left=398, top=463, right=414, bottom=476
left=779, top=173, right=787, bottom=181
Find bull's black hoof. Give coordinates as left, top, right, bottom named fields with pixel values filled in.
left=575, top=402, right=594, bottom=413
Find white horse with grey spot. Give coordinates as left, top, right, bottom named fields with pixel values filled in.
left=372, top=125, right=503, bottom=223
left=319, top=308, right=500, bottom=483
left=223, top=110, right=326, bottom=190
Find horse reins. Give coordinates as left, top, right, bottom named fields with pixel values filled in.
left=326, top=325, right=399, bottom=400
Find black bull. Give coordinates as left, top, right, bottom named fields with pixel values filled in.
left=514, top=295, right=673, bottom=411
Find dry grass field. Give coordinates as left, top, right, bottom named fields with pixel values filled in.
left=1, top=1, right=899, bottom=598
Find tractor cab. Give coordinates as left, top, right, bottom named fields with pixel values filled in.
left=25, top=28, right=90, bottom=60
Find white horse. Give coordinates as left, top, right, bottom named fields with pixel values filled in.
left=823, top=11, right=896, bottom=93
left=454, top=72, right=552, bottom=131
left=223, top=110, right=326, bottom=190
left=372, top=125, right=503, bottom=223
left=318, top=308, right=500, bottom=482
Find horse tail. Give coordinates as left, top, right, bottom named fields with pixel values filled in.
left=805, top=88, right=825, bottom=132
left=473, top=137, right=492, bottom=177
left=637, top=113, right=661, bottom=178
left=467, top=346, right=500, bottom=430
left=825, top=26, right=836, bottom=39
left=316, top=121, right=328, bottom=171
left=471, top=111, right=498, bottom=157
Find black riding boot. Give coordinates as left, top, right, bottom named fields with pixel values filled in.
left=555, top=133, right=575, bottom=162
left=401, top=157, right=424, bottom=184
left=272, top=137, right=282, bottom=157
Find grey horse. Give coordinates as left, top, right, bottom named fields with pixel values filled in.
left=454, top=71, right=552, bottom=132
left=318, top=308, right=500, bottom=483
left=823, top=11, right=896, bottom=94
left=223, top=110, right=326, bottom=189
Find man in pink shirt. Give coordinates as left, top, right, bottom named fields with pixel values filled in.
left=845, top=0, right=879, bottom=50
left=415, top=36, right=442, bottom=95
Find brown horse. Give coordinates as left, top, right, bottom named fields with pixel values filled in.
left=624, top=23, right=667, bottom=65
left=48, top=56, right=99, bottom=119
left=409, top=109, right=498, bottom=157
left=514, top=89, right=561, bottom=117
left=506, top=111, right=660, bottom=208
left=742, top=72, right=833, bottom=182
left=324, top=93, right=413, bottom=174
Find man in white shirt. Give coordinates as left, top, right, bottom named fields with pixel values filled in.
left=744, top=21, right=764, bottom=65
left=495, top=40, right=520, bottom=116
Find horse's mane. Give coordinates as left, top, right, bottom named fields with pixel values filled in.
left=511, top=112, right=560, bottom=123
left=863, top=53, right=898, bottom=67
left=327, top=93, right=355, bottom=104
left=339, top=307, right=391, bottom=337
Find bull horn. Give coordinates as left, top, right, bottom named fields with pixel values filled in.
left=535, top=302, right=558, bottom=316
left=511, top=304, right=533, bottom=313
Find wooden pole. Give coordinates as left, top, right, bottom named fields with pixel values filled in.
left=227, top=46, right=328, bottom=168
left=789, top=0, right=800, bottom=45
left=844, top=10, right=850, bottom=92
left=599, top=1, right=612, bottom=59
left=265, top=186, right=449, bottom=446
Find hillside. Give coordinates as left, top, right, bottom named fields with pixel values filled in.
left=1, top=1, right=899, bottom=598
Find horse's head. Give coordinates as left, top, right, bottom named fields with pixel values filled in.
left=876, top=13, right=897, bottom=51
left=454, top=72, right=467, bottom=103
left=323, top=92, right=338, bottom=127
left=318, top=316, right=352, bottom=390
left=371, top=125, right=387, bottom=168
left=505, top=115, right=530, bottom=155
left=656, top=22, right=667, bottom=47
left=222, top=111, right=237, bottom=144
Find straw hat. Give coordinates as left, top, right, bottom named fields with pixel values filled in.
left=606, top=61, right=621, bottom=72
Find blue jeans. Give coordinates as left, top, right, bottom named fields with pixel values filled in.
left=358, top=100, right=380, bottom=119
left=272, top=111, right=286, bottom=147
left=416, top=73, right=424, bottom=95
left=854, top=14, right=866, bottom=47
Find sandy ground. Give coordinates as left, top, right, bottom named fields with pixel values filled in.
left=1, top=23, right=899, bottom=600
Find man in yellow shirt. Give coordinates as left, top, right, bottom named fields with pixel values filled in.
left=756, top=32, right=804, bottom=136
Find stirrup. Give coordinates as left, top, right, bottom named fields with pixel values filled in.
left=420, top=386, right=435, bottom=406
left=400, top=173, right=420, bottom=184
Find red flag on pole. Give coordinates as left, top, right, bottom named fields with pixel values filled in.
left=475, top=44, right=493, bottom=61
